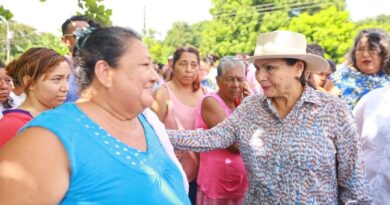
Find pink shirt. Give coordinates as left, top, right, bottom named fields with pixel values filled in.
left=163, top=84, right=205, bottom=182
left=0, top=109, right=33, bottom=148
left=194, top=93, right=248, bottom=199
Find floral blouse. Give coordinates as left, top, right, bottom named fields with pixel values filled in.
left=330, top=64, right=390, bottom=110
left=168, top=86, right=372, bottom=204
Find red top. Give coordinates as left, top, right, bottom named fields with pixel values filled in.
left=0, top=109, right=33, bottom=148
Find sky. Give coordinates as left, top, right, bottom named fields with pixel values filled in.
left=1, top=0, right=390, bottom=38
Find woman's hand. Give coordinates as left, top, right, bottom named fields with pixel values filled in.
left=243, top=82, right=251, bottom=98
left=324, top=79, right=341, bottom=96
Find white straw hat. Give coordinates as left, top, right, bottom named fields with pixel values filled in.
left=246, top=30, right=329, bottom=72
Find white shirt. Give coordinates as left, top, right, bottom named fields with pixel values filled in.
left=0, top=104, right=4, bottom=118
left=10, top=92, right=26, bottom=108
left=0, top=92, right=25, bottom=118
left=353, top=86, right=390, bottom=205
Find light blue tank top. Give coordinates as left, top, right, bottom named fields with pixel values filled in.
left=23, top=103, right=190, bottom=205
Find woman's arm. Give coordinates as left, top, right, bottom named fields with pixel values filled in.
left=152, top=86, right=169, bottom=122
left=334, top=102, right=372, bottom=204
left=201, top=96, right=239, bottom=153
left=0, top=127, right=70, bottom=204
left=201, top=96, right=227, bottom=128
left=168, top=95, right=250, bottom=152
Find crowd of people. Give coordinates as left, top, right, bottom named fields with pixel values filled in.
left=0, top=14, right=389, bottom=205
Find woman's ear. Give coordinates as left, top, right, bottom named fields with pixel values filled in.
left=22, top=76, right=33, bottom=91
left=295, top=60, right=305, bottom=76
left=94, top=60, right=113, bottom=88
left=216, top=76, right=222, bottom=87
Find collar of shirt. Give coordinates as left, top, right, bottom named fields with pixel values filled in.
left=259, top=85, right=323, bottom=108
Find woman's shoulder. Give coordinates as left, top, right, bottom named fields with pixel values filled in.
left=200, top=94, right=223, bottom=109
left=311, top=89, right=351, bottom=114
left=1, top=109, right=33, bottom=120
left=233, top=94, right=266, bottom=114
left=331, top=64, right=357, bottom=79
left=358, top=86, right=390, bottom=105
left=153, top=83, right=169, bottom=100
left=28, top=103, right=78, bottom=126
left=0, top=109, right=33, bottom=138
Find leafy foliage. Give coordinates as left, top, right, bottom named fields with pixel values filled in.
left=38, top=0, right=112, bottom=26
left=199, top=0, right=260, bottom=57
left=354, top=15, right=390, bottom=35
left=284, top=6, right=355, bottom=63
left=143, top=29, right=175, bottom=64
left=0, top=22, right=67, bottom=63
left=76, top=0, right=112, bottom=26
left=164, top=21, right=200, bottom=48
left=0, top=5, right=13, bottom=20
left=3, top=0, right=390, bottom=67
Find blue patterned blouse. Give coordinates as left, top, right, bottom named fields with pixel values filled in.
left=330, top=64, right=390, bottom=110
left=168, top=86, right=372, bottom=204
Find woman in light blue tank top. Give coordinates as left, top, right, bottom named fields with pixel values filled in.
left=0, top=27, right=190, bottom=204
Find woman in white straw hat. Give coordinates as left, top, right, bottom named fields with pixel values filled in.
left=167, top=30, right=372, bottom=204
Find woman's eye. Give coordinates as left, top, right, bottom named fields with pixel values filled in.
left=265, top=65, right=274, bottom=71
left=52, top=78, right=61, bottom=83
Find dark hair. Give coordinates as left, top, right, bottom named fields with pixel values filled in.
left=4, top=60, right=19, bottom=86
left=327, top=59, right=336, bottom=73
left=2, top=96, right=13, bottom=109
left=349, top=28, right=390, bottom=74
left=284, top=58, right=307, bottom=86
left=158, top=63, right=164, bottom=70
left=61, top=15, right=89, bottom=35
left=87, top=19, right=103, bottom=29
left=153, top=62, right=164, bottom=71
left=205, top=54, right=219, bottom=67
left=172, top=46, right=201, bottom=92
left=306, top=43, right=325, bottom=57
left=75, top=26, right=142, bottom=92
left=6, top=47, right=67, bottom=94
left=0, top=64, right=13, bottom=108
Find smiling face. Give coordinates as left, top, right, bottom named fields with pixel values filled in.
left=109, top=39, right=159, bottom=112
left=355, top=36, right=383, bottom=74
left=28, top=61, right=72, bottom=108
left=173, top=52, right=199, bottom=86
left=254, top=58, right=304, bottom=98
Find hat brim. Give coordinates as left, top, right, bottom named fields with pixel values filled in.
left=245, top=54, right=329, bottom=72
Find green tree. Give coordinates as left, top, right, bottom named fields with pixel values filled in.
left=77, top=0, right=112, bottom=26
left=0, top=5, right=13, bottom=20
left=39, top=0, right=112, bottom=26
left=354, top=15, right=390, bottom=35
left=144, top=29, right=174, bottom=64
left=200, top=0, right=260, bottom=57
left=164, top=21, right=199, bottom=48
left=198, top=0, right=346, bottom=58
left=0, top=21, right=67, bottom=62
left=253, top=0, right=345, bottom=16
left=284, top=6, right=355, bottom=63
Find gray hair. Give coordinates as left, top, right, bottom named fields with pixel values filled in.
left=216, top=56, right=246, bottom=77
